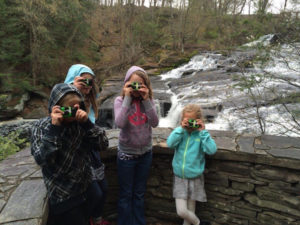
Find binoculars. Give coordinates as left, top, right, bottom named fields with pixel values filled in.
left=82, top=78, right=93, bottom=86
left=188, top=119, right=201, bottom=128
left=60, top=106, right=78, bottom=118
left=129, top=82, right=141, bottom=91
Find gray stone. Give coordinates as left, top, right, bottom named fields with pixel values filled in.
left=30, top=170, right=43, bottom=178
left=0, top=185, right=15, bottom=192
left=147, top=176, right=160, bottom=187
left=209, top=161, right=251, bottom=176
left=0, top=180, right=47, bottom=223
left=255, top=186, right=300, bottom=208
left=212, top=212, right=249, bottom=225
left=260, top=135, right=300, bottom=149
left=257, top=212, right=297, bottom=225
left=206, top=191, right=241, bottom=202
left=267, top=148, right=300, bottom=160
left=206, top=184, right=244, bottom=196
left=262, top=211, right=296, bottom=222
left=149, top=186, right=172, bottom=199
left=207, top=199, right=257, bottom=218
left=213, top=136, right=236, bottom=151
left=0, top=199, right=6, bottom=211
left=244, top=194, right=300, bottom=218
left=0, top=177, right=5, bottom=183
left=108, top=138, right=118, bottom=149
left=268, top=181, right=300, bottom=195
left=19, top=167, right=37, bottom=179
left=238, top=136, right=255, bottom=153
left=152, top=127, right=173, bottom=140
left=229, top=175, right=266, bottom=185
left=7, top=178, right=18, bottom=185
left=2, top=219, right=39, bottom=225
left=251, top=166, right=300, bottom=183
left=232, top=200, right=261, bottom=212
left=232, top=181, right=255, bottom=192
left=0, top=165, right=37, bottom=177
left=205, top=172, right=229, bottom=187
left=254, top=137, right=271, bottom=150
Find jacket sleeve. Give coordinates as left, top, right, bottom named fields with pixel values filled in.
left=82, top=121, right=109, bottom=151
left=167, top=127, right=185, bottom=149
left=142, top=99, right=159, bottom=128
left=30, top=119, right=63, bottom=166
left=114, top=96, right=131, bottom=128
left=200, top=130, right=217, bottom=155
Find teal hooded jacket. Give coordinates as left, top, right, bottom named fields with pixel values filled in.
left=167, top=127, right=217, bottom=179
left=64, top=64, right=97, bottom=123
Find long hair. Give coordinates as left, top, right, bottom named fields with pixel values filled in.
left=181, top=104, right=204, bottom=122
left=85, top=80, right=99, bottom=119
left=121, top=70, right=153, bottom=99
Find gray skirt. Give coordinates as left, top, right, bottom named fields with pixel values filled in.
left=173, top=175, right=207, bottom=202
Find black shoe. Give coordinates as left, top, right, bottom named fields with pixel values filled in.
left=200, top=221, right=211, bottom=225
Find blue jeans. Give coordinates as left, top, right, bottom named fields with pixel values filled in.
left=117, top=151, right=152, bottom=225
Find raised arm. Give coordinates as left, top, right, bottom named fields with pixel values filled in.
left=142, top=99, right=159, bottom=128
left=200, top=130, right=217, bottom=155
left=114, top=96, right=131, bottom=128
left=167, top=127, right=185, bottom=149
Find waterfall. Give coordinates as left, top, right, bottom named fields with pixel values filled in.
left=155, top=36, right=300, bottom=137
left=159, top=92, right=183, bottom=128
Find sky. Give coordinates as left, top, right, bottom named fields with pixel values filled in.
left=142, top=0, right=300, bottom=14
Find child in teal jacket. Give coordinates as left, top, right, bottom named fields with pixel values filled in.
left=167, top=104, right=217, bottom=225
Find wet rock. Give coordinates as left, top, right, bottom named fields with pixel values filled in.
left=0, top=119, right=37, bottom=141
left=0, top=93, right=30, bottom=120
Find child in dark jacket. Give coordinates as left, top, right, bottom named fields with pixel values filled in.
left=114, top=66, right=159, bottom=225
left=31, top=83, right=107, bottom=225
left=64, top=64, right=109, bottom=225
left=167, top=104, right=217, bottom=225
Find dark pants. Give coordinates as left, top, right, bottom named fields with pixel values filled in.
left=117, top=151, right=152, bottom=225
left=47, top=180, right=107, bottom=225
left=91, top=178, right=108, bottom=219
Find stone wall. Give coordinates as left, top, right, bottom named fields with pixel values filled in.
left=102, top=128, right=300, bottom=225
left=0, top=128, right=299, bottom=225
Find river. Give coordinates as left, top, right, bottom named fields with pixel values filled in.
left=155, top=35, right=300, bottom=137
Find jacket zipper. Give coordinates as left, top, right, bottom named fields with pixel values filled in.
left=182, top=136, right=190, bottom=179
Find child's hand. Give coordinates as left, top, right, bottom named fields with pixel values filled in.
left=51, top=105, right=63, bottom=126
left=196, top=119, right=205, bottom=131
left=73, top=76, right=85, bottom=87
left=139, top=84, right=149, bottom=100
left=74, top=104, right=88, bottom=123
left=124, top=81, right=133, bottom=96
left=181, top=118, right=189, bottom=128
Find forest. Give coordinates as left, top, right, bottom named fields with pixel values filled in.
left=0, top=0, right=299, bottom=95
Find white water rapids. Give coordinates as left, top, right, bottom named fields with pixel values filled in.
left=156, top=36, right=300, bottom=137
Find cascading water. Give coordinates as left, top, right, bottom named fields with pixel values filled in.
left=156, top=35, right=300, bottom=137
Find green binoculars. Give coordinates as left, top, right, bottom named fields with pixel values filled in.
left=82, top=78, right=93, bottom=86
left=130, top=82, right=141, bottom=91
left=60, top=106, right=78, bottom=118
left=188, top=119, right=200, bottom=128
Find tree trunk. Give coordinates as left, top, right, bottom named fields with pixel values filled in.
left=284, top=0, right=288, bottom=10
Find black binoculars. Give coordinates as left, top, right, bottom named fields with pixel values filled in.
left=188, top=119, right=201, bottom=128
left=129, top=82, right=141, bottom=91
left=82, top=78, right=93, bottom=86
left=60, top=106, right=78, bottom=118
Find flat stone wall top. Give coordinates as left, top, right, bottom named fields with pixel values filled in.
left=105, top=128, right=300, bottom=170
